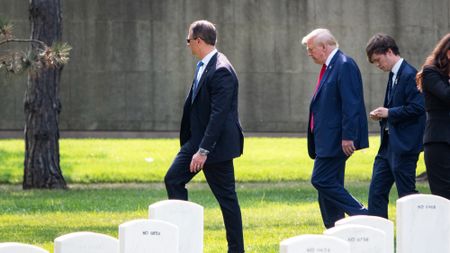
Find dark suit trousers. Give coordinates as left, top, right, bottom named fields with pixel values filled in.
left=368, top=132, right=419, bottom=218
left=164, top=147, right=244, bottom=253
left=425, top=143, right=450, bottom=200
left=311, top=156, right=368, bottom=228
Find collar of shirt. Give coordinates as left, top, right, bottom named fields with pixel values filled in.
left=325, top=48, right=339, bottom=67
left=196, top=48, right=218, bottom=81
left=391, top=58, right=404, bottom=85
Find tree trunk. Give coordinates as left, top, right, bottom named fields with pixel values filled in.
left=23, top=0, right=67, bottom=189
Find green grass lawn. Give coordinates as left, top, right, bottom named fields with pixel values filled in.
left=0, top=137, right=429, bottom=252
left=0, top=137, right=426, bottom=183
left=0, top=182, right=431, bottom=252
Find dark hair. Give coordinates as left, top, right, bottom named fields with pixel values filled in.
left=189, top=20, right=217, bottom=46
left=365, top=33, right=400, bottom=63
left=416, top=33, right=450, bottom=91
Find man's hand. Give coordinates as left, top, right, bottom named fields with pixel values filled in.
left=342, top=140, right=355, bottom=156
left=369, top=109, right=381, bottom=121
left=190, top=152, right=207, bottom=173
left=369, top=107, right=388, bottom=120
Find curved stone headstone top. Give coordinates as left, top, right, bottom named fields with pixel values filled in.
left=324, top=224, right=386, bottom=253
left=149, top=200, right=203, bottom=214
left=149, top=200, right=203, bottom=253
left=335, top=215, right=393, bottom=253
left=54, top=231, right=119, bottom=253
left=280, top=234, right=350, bottom=253
left=0, top=242, right=49, bottom=253
left=119, top=219, right=179, bottom=253
left=396, top=194, right=450, bottom=253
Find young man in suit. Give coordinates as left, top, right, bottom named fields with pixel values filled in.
left=366, top=33, right=425, bottom=218
left=302, top=28, right=369, bottom=228
left=164, top=20, right=245, bottom=253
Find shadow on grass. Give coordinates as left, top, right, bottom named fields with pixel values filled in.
left=0, top=182, right=367, bottom=212
left=0, top=181, right=431, bottom=214
left=0, top=224, right=119, bottom=244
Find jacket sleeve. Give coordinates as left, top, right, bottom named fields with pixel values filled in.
left=338, top=61, right=363, bottom=141
left=199, top=67, right=235, bottom=151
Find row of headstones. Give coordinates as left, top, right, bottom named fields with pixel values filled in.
left=0, top=199, right=203, bottom=253
left=2, top=194, right=449, bottom=253
left=280, top=194, right=450, bottom=253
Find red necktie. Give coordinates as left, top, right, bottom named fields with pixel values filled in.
left=310, top=64, right=327, bottom=132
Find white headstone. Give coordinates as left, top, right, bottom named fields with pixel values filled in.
left=324, top=224, right=386, bottom=253
left=396, top=194, right=450, bottom=253
left=119, top=219, right=179, bottom=253
left=280, top=234, right=350, bottom=253
left=149, top=200, right=203, bottom=253
left=0, top=242, right=48, bottom=253
left=335, top=215, right=393, bottom=253
left=54, top=232, right=119, bottom=253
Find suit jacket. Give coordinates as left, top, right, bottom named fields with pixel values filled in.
left=179, top=52, right=244, bottom=164
left=380, top=60, right=425, bottom=154
left=307, top=50, right=369, bottom=159
left=422, top=66, right=450, bottom=145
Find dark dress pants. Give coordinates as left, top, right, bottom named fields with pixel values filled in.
left=311, top=156, right=368, bottom=228
left=164, top=147, right=244, bottom=253
left=425, top=142, right=450, bottom=200
left=368, top=133, right=419, bottom=218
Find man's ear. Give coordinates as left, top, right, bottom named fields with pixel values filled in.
left=386, top=48, right=394, bottom=56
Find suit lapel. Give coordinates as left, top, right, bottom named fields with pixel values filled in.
left=387, top=60, right=405, bottom=106
left=313, top=50, right=340, bottom=101
left=185, top=86, right=194, bottom=104
left=191, top=52, right=218, bottom=104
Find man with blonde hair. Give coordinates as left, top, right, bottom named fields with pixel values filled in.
left=302, top=28, right=369, bottom=228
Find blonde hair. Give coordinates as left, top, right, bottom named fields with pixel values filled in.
left=301, top=28, right=339, bottom=48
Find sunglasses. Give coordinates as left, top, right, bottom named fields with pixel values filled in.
left=186, top=37, right=199, bottom=44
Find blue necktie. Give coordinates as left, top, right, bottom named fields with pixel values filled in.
left=192, top=61, right=204, bottom=95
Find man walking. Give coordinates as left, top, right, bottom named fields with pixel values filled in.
left=164, top=20, right=245, bottom=253
left=366, top=33, right=425, bottom=218
left=302, top=28, right=369, bottom=228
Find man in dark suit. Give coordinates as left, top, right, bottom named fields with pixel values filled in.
left=366, top=33, right=425, bottom=218
left=164, top=20, right=245, bottom=253
left=302, top=28, right=369, bottom=228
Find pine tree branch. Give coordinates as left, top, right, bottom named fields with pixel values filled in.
left=0, top=38, right=46, bottom=48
